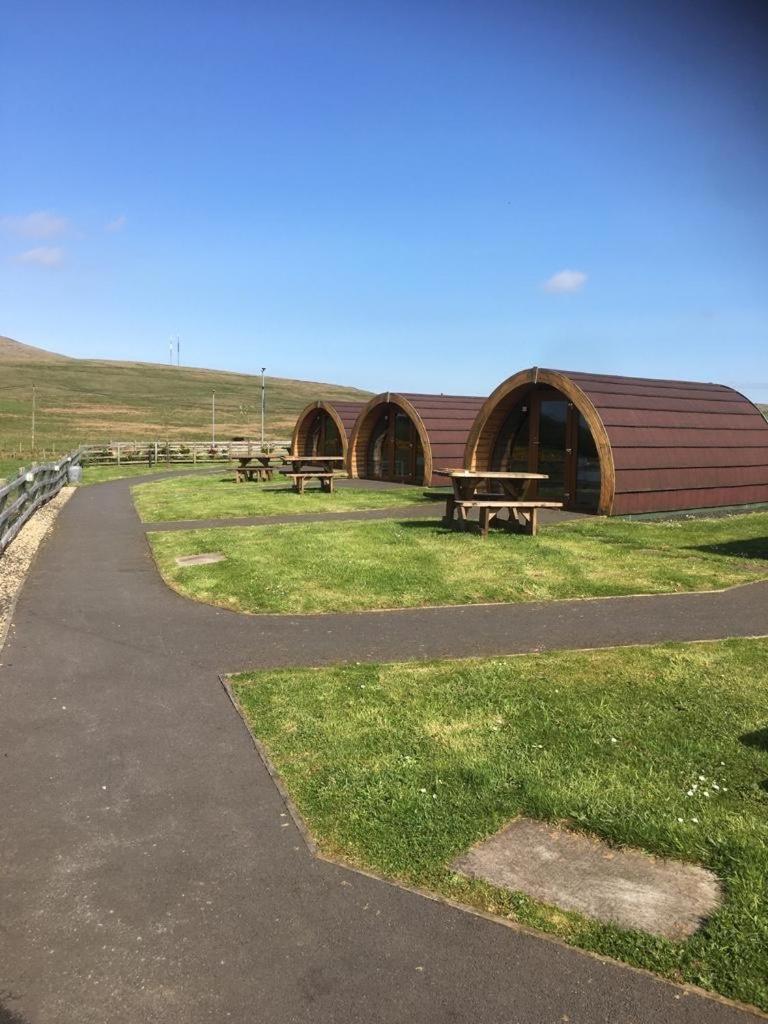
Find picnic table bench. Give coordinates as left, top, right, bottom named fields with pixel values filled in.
left=435, top=470, right=563, bottom=537
left=277, top=453, right=346, bottom=494
left=279, top=470, right=337, bottom=495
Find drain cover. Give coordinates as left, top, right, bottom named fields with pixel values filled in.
left=451, top=817, right=721, bottom=939
left=174, top=552, right=226, bottom=567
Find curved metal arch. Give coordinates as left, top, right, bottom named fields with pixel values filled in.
left=347, top=392, right=432, bottom=486
left=463, top=367, right=616, bottom=514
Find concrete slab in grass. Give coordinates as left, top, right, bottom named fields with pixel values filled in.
left=451, top=818, right=721, bottom=940
left=174, top=552, right=226, bottom=566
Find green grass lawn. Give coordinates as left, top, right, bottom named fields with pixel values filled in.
left=147, top=511, right=768, bottom=614
left=80, top=463, right=218, bottom=485
left=1, top=459, right=204, bottom=485
left=0, top=458, right=24, bottom=480
left=232, top=639, right=768, bottom=1009
left=133, top=473, right=438, bottom=521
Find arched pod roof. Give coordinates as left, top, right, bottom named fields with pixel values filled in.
left=348, top=392, right=485, bottom=486
left=291, top=400, right=366, bottom=457
left=465, top=367, right=768, bottom=516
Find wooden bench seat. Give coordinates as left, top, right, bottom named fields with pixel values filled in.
left=446, top=498, right=563, bottom=537
left=279, top=471, right=337, bottom=495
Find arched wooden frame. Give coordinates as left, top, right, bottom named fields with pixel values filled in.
left=464, top=368, right=616, bottom=515
left=347, top=393, right=432, bottom=485
left=292, top=401, right=349, bottom=458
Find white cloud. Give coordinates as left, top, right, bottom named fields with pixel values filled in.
left=105, top=214, right=127, bottom=232
left=16, top=246, right=65, bottom=268
left=542, top=269, right=588, bottom=294
left=2, top=210, right=71, bottom=238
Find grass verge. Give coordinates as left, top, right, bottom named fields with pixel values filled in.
left=133, top=473, right=438, bottom=521
left=232, top=639, right=768, bottom=1009
left=80, top=463, right=218, bottom=485
left=147, top=512, right=768, bottom=613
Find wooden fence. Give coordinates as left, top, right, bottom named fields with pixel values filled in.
left=0, top=448, right=85, bottom=555
left=81, top=439, right=292, bottom=465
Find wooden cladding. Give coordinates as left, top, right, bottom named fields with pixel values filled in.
left=466, top=367, right=768, bottom=516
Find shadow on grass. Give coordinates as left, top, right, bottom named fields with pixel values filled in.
left=690, top=537, right=768, bottom=561
left=739, top=726, right=768, bottom=793
left=397, top=518, right=455, bottom=532
left=740, top=726, right=768, bottom=752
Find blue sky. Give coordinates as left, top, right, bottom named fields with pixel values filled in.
left=1, top=0, right=767, bottom=400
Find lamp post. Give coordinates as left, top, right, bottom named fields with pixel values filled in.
left=211, top=391, right=216, bottom=445
left=260, top=367, right=266, bottom=449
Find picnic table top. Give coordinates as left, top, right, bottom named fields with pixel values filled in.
left=434, top=469, right=548, bottom=479
left=283, top=453, right=346, bottom=461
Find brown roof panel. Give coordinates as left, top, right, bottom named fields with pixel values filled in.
left=561, top=368, right=768, bottom=513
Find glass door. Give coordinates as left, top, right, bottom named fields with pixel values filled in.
left=535, top=396, right=568, bottom=501
left=367, top=409, right=390, bottom=479
left=489, top=387, right=601, bottom=510
left=366, top=405, right=424, bottom=483
left=572, top=412, right=600, bottom=510
left=308, top=411, right=342, bottom=456
left=393, top=410, right=416, bottom=482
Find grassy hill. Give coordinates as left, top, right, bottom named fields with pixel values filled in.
left=0, top=336, right=370, bottom=458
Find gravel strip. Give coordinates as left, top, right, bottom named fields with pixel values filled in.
left=0, top=486, right=75, bottom=651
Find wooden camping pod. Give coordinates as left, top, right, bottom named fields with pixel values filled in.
left=465, top=367, right=768, bottom=515
left=348, top=392, right=485, bottom=487
left=291, top=400, right=367, bottom=459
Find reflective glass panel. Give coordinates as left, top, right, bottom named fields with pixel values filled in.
left=575, top=413, right=600, bottom=510
left=367, top=411, right=390, bottom=479
left=491, top=403, right=530, bottom=472
left=537, top=399, right=568, bottom=500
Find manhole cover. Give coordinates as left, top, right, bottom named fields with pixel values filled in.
left=175, top=552, right=226, bottom=567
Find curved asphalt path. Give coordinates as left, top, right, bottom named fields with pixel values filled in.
left=1, top=475, right=766, bottom=1023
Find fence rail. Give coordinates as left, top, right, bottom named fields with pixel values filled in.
left=0, top=448, right=85, bottom=555
left=80, top=439, right=292, bottom=465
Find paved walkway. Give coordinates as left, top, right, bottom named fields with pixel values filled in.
left=1, top=477, right=765, bottom=1023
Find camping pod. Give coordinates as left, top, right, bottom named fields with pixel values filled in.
left=348, top=392, right=485, bottom=486
left=464, top=367, right=768, bottom=515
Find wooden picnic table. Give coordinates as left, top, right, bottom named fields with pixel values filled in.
left=233, top=454, right=279, bottom=482
left=276, top=454, right=346, bottom=494
left=281, top=454, right=346, bottom=473
left=434, top=469, right=561, bottom=536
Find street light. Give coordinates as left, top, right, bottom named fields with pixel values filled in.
left=260, top=367, right=266, bottom=449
